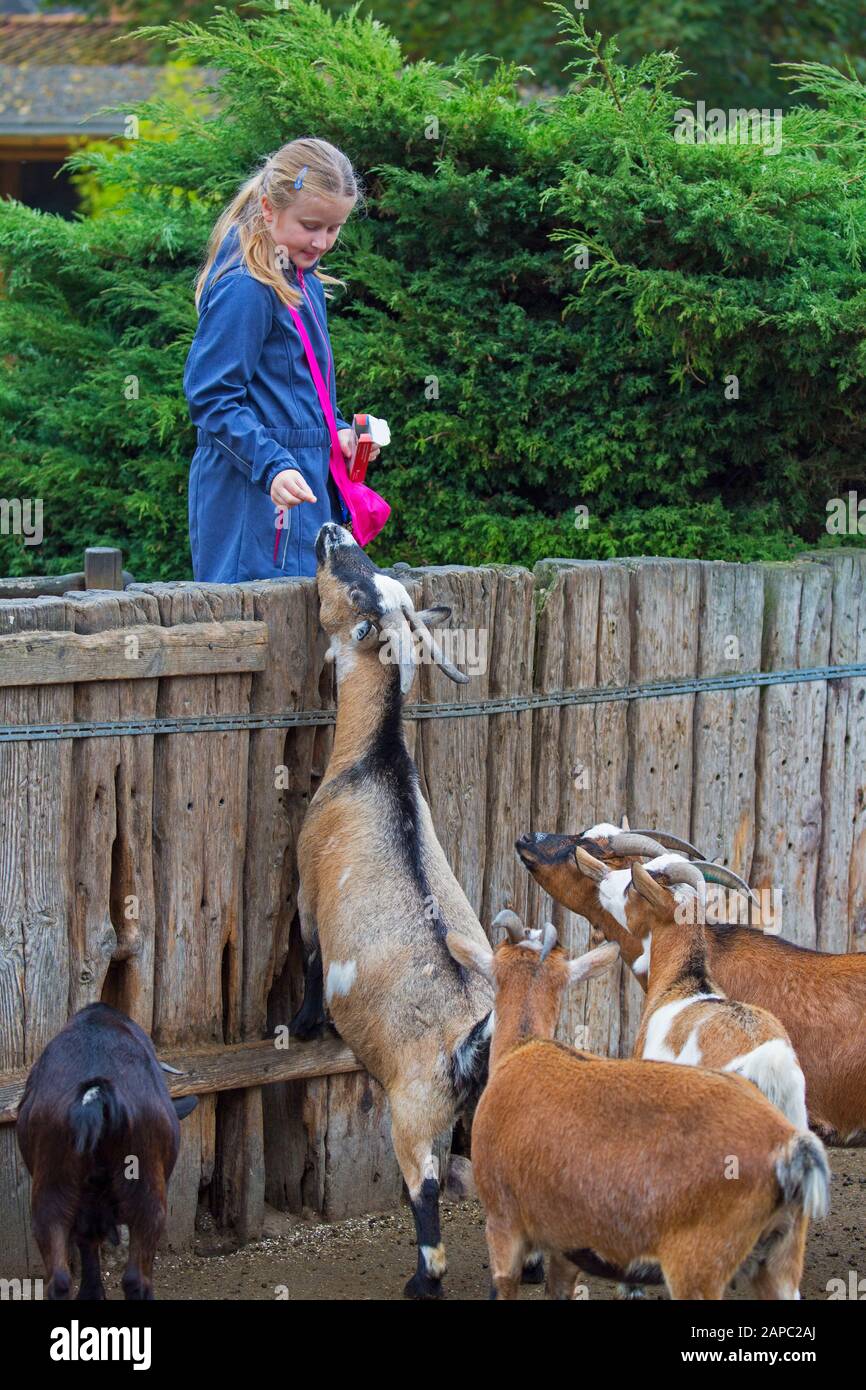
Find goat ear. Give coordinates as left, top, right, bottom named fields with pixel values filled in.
left=567, top=941, right=620, bottom=984
left=173, top=1095, right=199, bottom=1121
left=574, top=845, right=608, bottom=882
left=631, top=860, right=671, bottom=912
left=445, top=930, right=495, bottom=983
left=414, top=605, right=451, bottom=628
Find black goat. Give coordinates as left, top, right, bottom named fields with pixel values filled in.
left=16, top=1002, right=198, bottom=1300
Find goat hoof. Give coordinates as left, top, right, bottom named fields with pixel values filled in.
left=77, top=1285, right=106, bottom=1301
left=521, top=1257, right=545, bottom=1285
left=403, top=1272, right=445, bottom=1300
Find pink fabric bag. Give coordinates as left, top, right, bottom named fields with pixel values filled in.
left=285, top=294, right=391, bottom=549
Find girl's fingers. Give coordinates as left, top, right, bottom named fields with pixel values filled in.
left=270, top=468, right=317, bottom=506
left=274, top=485, right=316, bottom=506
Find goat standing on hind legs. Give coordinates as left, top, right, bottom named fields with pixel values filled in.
left=291, top=522, right=496, bottom=1299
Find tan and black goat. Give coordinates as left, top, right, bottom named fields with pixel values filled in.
left=517, top=821, right=866, bottom=1142
left=291, top=522, right=495, bottom=1298
left=447, top=913, right=829, bottom=1301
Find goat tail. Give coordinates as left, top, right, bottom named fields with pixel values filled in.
left=68, top=1078, right=129, bottom=1156
left=451, top=1011, right=493, bottom=1111
left=774, top=1130, right=831, bottom=1223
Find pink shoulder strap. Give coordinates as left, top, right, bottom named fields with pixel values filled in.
left=286, top=301, right=390, bottom=549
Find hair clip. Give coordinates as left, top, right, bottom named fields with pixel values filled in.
left=293, top=165, right=308, bottom=190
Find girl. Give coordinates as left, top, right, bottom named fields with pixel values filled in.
left=184, top=136, right=388, bottom=581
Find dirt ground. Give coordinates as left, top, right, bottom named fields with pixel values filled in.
left=88, top=1146, right=866, bottom=1301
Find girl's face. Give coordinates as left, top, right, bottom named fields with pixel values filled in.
left=261, top=190, right=354, bottom=267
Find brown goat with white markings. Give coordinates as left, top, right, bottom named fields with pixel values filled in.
left=448, top=913, right=829, bottom=1301
left=291, top=523, right=496, bottom=1298
left=16, top=1002, right=198, bottom=1300
left=517, top=820, right=866, bottom=1142
left=573, top=850, right=808, bottom=1127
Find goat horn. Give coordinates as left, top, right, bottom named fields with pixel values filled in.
left=539, top=921, right=558, bottom=961
left=608, top=832, right=666, bottom=857
left=690, top=861, right=761, bottom=907
left=620, top=813, right=630, bottom=830
left=625, top=828, right=707, bottom=859
left=651, top=860, right=707, bottom=898
left=492, top=908, right=526, bottom=944
left=159, top=1061, right=186, bottom=1075
left=406, top=608, right=469, bottom=685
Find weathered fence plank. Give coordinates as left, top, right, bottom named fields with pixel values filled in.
left=691, top=562, right=764, bottom=879
left=249, top=575, right=332, bottom=1222
left=0, top=598, right=74, bottom=1277
left=417, top=566, right=496, bottom=916
left=806, top=551, right=866, bottom=952
left=480, top=566, right=535, bottom=936
left=0, top=1034, right=362, bottom=1123
left=0, top=619, right=268, bottom=686
left=68, top=592, right=160, bottom=1023
left=752, top=563, right=832, bottom=948
left=138, top=582, right=254, bottom=1251
left=529, top=560, right=630, bottom=1058
left=624, top=558, right=701, bottom=1055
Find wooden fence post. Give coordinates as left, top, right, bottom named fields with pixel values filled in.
left=84, top=547, right=124, bottom=591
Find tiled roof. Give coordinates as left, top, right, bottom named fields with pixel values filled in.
left=0, top=15, right=150, bottom=65
left=0, top=61, right=164, bottom=135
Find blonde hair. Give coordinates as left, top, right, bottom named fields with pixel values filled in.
left=194, top=136, right=362, bottom=311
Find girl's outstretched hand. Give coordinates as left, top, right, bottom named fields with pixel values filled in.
left=270, top=468, right=317, bottom=507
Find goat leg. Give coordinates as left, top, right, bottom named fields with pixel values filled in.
left=122, top=1193, right=164, bottom=1301
left=289, top=945, right=328, bottom=1039
left=392, top=1116, right=447, bottom=1299
left=485, top=1215, right=527, bottom=1301
left=76, top=1236, right=106, bottom=1301
left=545, top=1251, right=582, bottom=1300
left=32, top=1202, right=74, bottom=1300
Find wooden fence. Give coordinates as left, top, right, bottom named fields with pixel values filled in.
left=0, top=550, right=864, bottom=1276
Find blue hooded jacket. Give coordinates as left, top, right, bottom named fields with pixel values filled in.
left=184, top=223, right=352, bottom=581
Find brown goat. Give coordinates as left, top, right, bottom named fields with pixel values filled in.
left=16, top=1002, right=198, bottom=1300
left=447, top=914, right=830, bottom=1301
left=517, top=821, right=866, bottom=1142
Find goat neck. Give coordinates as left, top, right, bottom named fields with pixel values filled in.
left=326, top=626, right=407, bottom=778
left=488, top=943, right=570, bottom=1073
